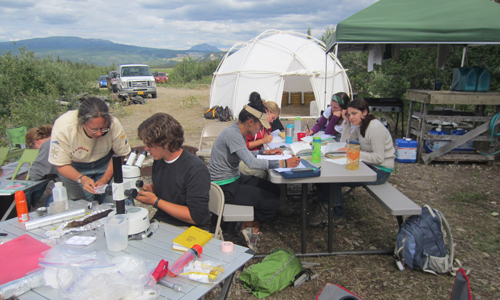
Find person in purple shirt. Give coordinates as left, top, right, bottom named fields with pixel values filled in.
left=306, top=92, right=351, bottom=141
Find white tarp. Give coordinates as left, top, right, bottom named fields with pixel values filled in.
left=209, top=30, right=352, bottom=118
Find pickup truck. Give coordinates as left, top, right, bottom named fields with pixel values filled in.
left=117, top=64, right=157, bottom=98
left=154, top=72, right=168, bottom=83
left=108, top=70, right=118, bottom=93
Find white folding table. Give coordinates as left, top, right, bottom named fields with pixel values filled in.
left=0, top=201, right=254, bottom=300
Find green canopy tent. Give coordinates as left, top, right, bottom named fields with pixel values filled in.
left=326, top=0, right=500, bottom=53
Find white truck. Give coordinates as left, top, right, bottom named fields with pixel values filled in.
left=117, top=64, right=157, bottom=98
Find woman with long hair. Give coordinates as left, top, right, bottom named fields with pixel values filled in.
left=209, top=92, right=300, bottom=251
left=309, top=99, right=395, bottom=227
left=306, top=92, right=350, bottom=140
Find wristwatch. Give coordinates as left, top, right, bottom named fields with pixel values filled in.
left=78, top=175, right=85, bottom=183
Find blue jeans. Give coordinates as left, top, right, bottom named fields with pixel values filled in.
left=321, top=164, right=391, bottom=218
left=58, top=151, right=114, bottom=203
left=24, top=181, right=50, bottom=209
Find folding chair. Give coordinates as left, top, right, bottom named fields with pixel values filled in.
left=209, top=182, right=225, bottom=240
left=196, top=124, right=228, bottom=159
left=6, top=126, right=27, bottom=150
left=11, top=149, right=39, bottom=180
left=0, top=147, right=9, bottom=166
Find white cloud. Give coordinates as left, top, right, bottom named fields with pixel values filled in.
left=0, top=0, right=377, bottom=50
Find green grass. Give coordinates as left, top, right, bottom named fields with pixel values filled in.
left=449, top=192, right=488, bottom=205
left=475, top=229, right=500, bottom=252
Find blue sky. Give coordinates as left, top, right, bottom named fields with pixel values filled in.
left=0, top=0, right=377, bottom=50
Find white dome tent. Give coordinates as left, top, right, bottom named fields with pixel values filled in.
left=209, top=30, right=352, bottom=119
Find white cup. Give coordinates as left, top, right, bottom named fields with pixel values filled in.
left=104, top=215, right=129, bottom=251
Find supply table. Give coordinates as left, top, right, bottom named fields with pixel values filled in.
left=269, top=159, right=376, bottom=255
left=0, top=200, right=254, bottom=300
left=405, top=89, right=500, bottom=163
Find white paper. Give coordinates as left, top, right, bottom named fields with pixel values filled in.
left=267, top=142, right=289, bottom=149
left=257, top=154, right=292, bottom=160
left=65, top=236, right=97, bottom=246
left=274, top=161, right=307, bottom=172
left=301, top=136, right=313, bottom=143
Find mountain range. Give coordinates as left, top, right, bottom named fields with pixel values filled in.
left=0, top=36, right=224, bottom=67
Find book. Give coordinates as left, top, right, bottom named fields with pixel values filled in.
left=172, top=226, right=213, bottom=251
left=289, top=142, right=312, bottom=157
left=0, top=181, right=34, bottom=195
left=323, top=142, right=347, bottom=155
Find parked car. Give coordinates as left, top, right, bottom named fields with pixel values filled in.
left=154, top=72, right=168, bottom=83
left=117, top=64, right=157, bottom=98
left=98, top=75, right=107, bottom=88
left=108, top=70, right=118, bottom=93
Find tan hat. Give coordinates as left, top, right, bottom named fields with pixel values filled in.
left=243, top=105, right=270, bottom=129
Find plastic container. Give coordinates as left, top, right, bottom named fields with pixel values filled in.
left=168, top=244, right=203, bottom=277
left=424, top=126, right=448, bottom=153
left=14, top=191, right=29, bottom=222
left=395, top=138, right=417, bottom=163
left=312, top=137, right=322, bottom=163
left=52, top=182, right=69, bottom=210
left=285, top=124, right=294, bottom=144
left=450, top=128, right=474, bottom=151
left=475, top=67, right=491, bottom=92
left=294, top=117, right=302, bottom=133
left=346, top=140, right=360, bottom=170
left=451, top=67, right=477, bottom=92
left=104, top=214, right=129, bottom=251
left=50, top=201, right=66, bottom=215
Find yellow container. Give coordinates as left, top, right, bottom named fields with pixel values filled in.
left=290, top=92, right=302, bottom=106
left=346, top=140, right=360, bottom=170
left=304, top=92, right=314, bottom=106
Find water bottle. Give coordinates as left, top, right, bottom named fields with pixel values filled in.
left=285, top=124, right=294, bottom=144
left=14, top=191, right=29, bottom=222
left=53, top=182, right=69, bottom=210
left=312, top=137, right=322, bottom=163
left=346, top=140, right=360, bottom=170
left=294, top=117, right=302, bottom=133
left=168, top=244, right=203, bottom=277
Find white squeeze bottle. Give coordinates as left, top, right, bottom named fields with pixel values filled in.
left=53, top=182, right=69, bottom=210
left=294, top=117, right=302, bottom=133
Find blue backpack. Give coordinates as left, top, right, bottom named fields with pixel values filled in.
left=394, top=205, right=455, bottom=275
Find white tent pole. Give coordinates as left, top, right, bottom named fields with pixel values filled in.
left=324, top=50, right=328, bottom=113
left=328, top=44, right=339, bottom=111
left=461, top=45, right=467, bottom=67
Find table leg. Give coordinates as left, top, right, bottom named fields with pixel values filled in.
left=406, top=100, right=414, bottom=138
left=301, top=183, right=308, bottom=254
left=328, top=183, right=341, bottom=253
left=219, top=272, right=235, bottom=300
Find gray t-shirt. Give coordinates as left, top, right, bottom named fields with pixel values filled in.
left=209, top=123, right=279, bottom=181
left=30, top=139, right=58, bottom=181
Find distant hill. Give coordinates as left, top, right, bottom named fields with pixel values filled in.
left=0, top=36, right=224, bottom=67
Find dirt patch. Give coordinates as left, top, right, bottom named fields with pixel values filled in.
left=114, top=86, right=500, bottom=299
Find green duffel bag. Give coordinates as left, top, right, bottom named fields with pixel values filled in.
left=239, top=249, right=303, bottom=298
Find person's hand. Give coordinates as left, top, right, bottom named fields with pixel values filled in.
left=80, top=176, right=97, bottom=194
left=94, top=177, right=109, bottom=189
left=342, top=110, right=349, bottom=124
left=306, top=129, right=314, bottom=136
left=263, top=134, right=273, bottom=143
left=286, top=157, right=301, bottom=168
left=141, top=183, right=154, bottom=193
left=135, top=190, right=157, bottom=206
left=266, top=148, right=283, bottom=155
left=333, top=110, right=342, bottom=117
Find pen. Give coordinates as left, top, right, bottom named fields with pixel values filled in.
left=306, top=123, right=310, bottom=132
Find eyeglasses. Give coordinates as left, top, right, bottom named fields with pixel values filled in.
left=86, top=127, right=110, bottom=134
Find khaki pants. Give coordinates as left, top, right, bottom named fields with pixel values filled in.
left=238, top=161, right=268, bottom=180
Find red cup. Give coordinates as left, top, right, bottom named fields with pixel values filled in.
left=297, top=132, right=306, bottom=141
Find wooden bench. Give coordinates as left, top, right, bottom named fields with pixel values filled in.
left=363, top=182, right=422, bottom=226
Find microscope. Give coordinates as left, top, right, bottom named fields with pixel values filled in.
left=106, top=150, right=151, bottom=235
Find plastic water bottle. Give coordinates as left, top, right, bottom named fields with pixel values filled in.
left=294, top=117, right=302, bottom=133
left=14, top=191, right=29, bottom=222
left=53, top=182, right=69, bottom=210
left=312, top=137, right=322, bottom=163
left=285, top=124, right=294, bottom=144
left=168, top=244, right=203, bottom=277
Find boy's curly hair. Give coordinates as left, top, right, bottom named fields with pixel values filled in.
left=137, top=113, right=184, bottom=152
